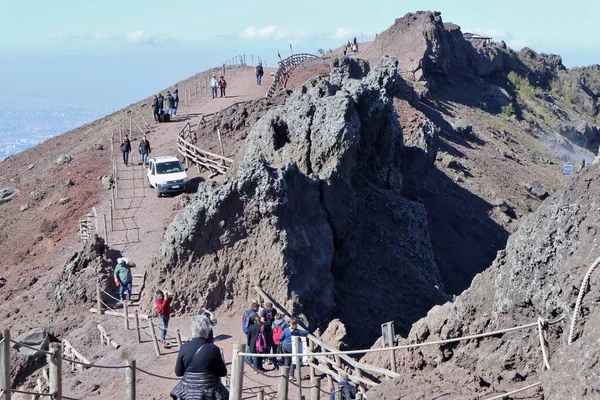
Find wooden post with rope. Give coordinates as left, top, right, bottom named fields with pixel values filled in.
left=277, top=366, right=289, bottom=400
left=134, top=311, right=141, bottom=344
left=308, top=338, right=316, bottom=381
left=125, top=359, right=136, bottom=400
left=386, top=323, right=396, bottom=373
left=48, top=343, right=62, bottom=400
left=229, top=343, right=244, bottom=400
left=216, top=129, right=226, bottom=166
left=256, top=389, right=264, bottom=400
left=109, top=200, right=113, bottom=231
left=148, top=319, right=161, bottom=357
left=96, top=280, right=103, bottom=315
left=1, top=329, right=11, bottom=400
left=335, top=389, right=342, bottom=400
left=103, top=214, right=109, bottom=246
left=293, top=336, right=302, bottom=400
left=310, top=377, right=321, bottom=400
left=123, top=301, right=130, bottom=330
left=175, top=329, right=182, bottom=349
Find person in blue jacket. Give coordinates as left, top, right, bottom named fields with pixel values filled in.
left=278, top=317, right=309, bottom=380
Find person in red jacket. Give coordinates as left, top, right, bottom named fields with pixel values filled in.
left=154, top=290, right=173, bottom=347
left=218, top=76, right=227, bottom=98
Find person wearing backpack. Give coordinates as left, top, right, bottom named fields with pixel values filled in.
left=256, top=63, right=264, bottom=85
left=121, top=135, right=131, bottom=167
left=271, top=313, right=287, bottom=370
left=329, top=373, right=357, bottom=400
left=242, top=301, right=259, bottom=363
left=278, top=317, right=309, bottom=380
left=246, top=315, right=267, bottom=372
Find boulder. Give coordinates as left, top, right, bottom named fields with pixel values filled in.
left=19, top=202, right=29, bottom=212
left=319, top=319, right=348, bottom=350
left=451, top=118, right=473, bottom=136
left=58, top=197, right=70, bottom=205
left=402, top=118, right=440, bottom=196
left=101, top=176, right=114, bottom=190
left=55, top=154, right=72, bottom=165
left=526, top=180, right=549, bottom=200
left=0, top=188, right=16, bottom=205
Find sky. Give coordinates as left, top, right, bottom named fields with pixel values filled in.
left=1, top=0, right=599, bottom=105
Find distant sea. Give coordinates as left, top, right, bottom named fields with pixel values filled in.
left=0, top=94, right=115, bottom=161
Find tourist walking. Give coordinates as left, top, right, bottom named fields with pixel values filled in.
left=271, top=313, right=288, bottom=369
left=171, top=315, right=229, bottom=399
left=256, top=63, right=264, bottom=85
left=279, top=317, right=309, bottom=380
left=210, top=75, right=219, bottom=99
left=151, top=95, right=159, bottom=121
left=242, top=301, right=259, bottom=363
left=173, top=89, right=179, bottom=117
left=138, top=135, right=151, bottom=167
left=247, top=315, right=267, bottom=372
left=155, top=290, right=173, bottom=347
left=114, top=257, right=135, bottom=303
left=158, top=93, right=165, bottom=115
left=121, top=135, right=131, bottom=167
left=330, top=373, right=357, bottom=400
left=218, top=76, right=227, bottom=98
left=197, top=309, right=218, bottom=343
left=166, top=91, right=175, bottom=116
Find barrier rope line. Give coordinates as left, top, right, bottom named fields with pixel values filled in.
left=537, top=318, right=551, bottom=370
left=9, top=339, right=53, bottom=355
left=136, top=367, right=180, bottom=381
left=10, top=389, right=52, bottom=397
left=481, top=381, right=541, bottom=400
left=568, top=256, right=600, bottom=345
left=62, top=356, right=128, bottom=370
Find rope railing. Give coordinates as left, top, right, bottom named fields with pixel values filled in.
left=10, top=389, right=53, bottom=397
left=137, top=366, right=180, bottom=381
left=9, top=339, right=53, bottom=355
left=568, top=255, right=600, bottom=345
left=481, top=381, right=542, bottom=400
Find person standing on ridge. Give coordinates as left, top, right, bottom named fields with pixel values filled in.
left=154, top=290, right=173, bottom=347
left=157, top=93, right=164, bottom=116
left=218, top=76, right=227, bottom=98
left=172, top=89, right=179, bottom=118
left=247, top=315, right=266, bottom=372
left=151, top=95, right=159, bottom=121
left=114, top=257, right=135, bottom=304
left=279, top=317, right=309, bottom=381
left=210, top=75, right=219, bottom=99
left=121, top=135, right=131, bottom=167
left=256, top=63, right=264, bottom=85
left=165, top=91, right=175, bottom=117
left=138, top=135, right=151, bottom=167
left=242, top=301, right=259, bottom=363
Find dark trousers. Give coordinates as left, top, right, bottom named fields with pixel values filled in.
left=220, top=87, right=226, bottom=97
left=253, top=355, right=263, bottom=371
left=282, top=346, right=296, bottom=377
left=122, top=151, right=129, bottom=166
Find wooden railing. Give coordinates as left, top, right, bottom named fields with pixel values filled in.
left=266, top=53, right=319, bottom=98
left=254, top=287, right=400, bottom=390
left=177, top=121, right=233, bottom=175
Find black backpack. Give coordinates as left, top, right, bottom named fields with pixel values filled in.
left=340, top=385, right=355, bottom=400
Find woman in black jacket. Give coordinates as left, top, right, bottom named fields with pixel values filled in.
left=247, top=315, right=268, bottom=372
left=171, top=315, right=228, bottom=400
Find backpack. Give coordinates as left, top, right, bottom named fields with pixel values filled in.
left=272, top=325, right=283, bottom=345
left=257, top=66, right=263, bottom=75
left=242, top=310, right=254, bottom=334
left=121, top=142, right=128, bottom=152
left=340, top=385, right=355, bottom=400
left=255, top=326, right=267, bottom=353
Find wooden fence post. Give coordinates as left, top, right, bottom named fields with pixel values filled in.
left=293, top=336, right=302, bottom=400
left=229, top=343, right=244, bottom=400
left=1, top=329, right=11, bottom=400
left=125, top=359, right=136, bottom=400
left=134, top=311, right=141, bottom=344
left=386, top=323, right=396, bottom=373
left=109, top=200, right=113, bottom=231
left=310, top=377, right=321, bottom=400
left=123, top=301, right=130, bottom=330
left=308, top=339, right=315, bottom=381
left=256, top=389, right=264, bottom=400
left=96, top=280, right=103, bottom=315
left=335, top=389, right=342, bottom=400
left=129, top=115, right=132, bottom=138
left=148, top=319, right=161, bottom=357
left=175, top=329, right=182, bottom=349
left=102, top=214, right=108, bottom=246
left=356, top=392, right=364, bottom=400
left=48, top=343, right=62, bottom=400
left=277, top=366, right=289, bottom=400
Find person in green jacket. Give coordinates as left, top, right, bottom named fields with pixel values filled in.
left=114, top=257, right=135, bottom=303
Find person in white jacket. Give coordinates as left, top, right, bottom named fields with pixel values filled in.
left=210, top=75, right=219, bottom=99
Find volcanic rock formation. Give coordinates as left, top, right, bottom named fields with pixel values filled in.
left=143, top=57, right=449, bottom=345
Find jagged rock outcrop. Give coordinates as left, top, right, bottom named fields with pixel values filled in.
left=144, top=57, right=448, bottom=345
left=54, top=236, right=112, bottom=310
left=364, top=164, right=600, bottom=398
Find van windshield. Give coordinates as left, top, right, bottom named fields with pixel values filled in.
left=156, top=161, right=184, bottom=174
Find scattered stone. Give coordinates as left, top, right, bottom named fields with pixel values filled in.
left=445, top=157, right=465, bottom=171
left=58, top=197, right=70, bottom=205
left=27, top=164, right=35, bottom=170
left=526, top=180, right=549, bottom=200
left=0, top=188, right=16, bottom=205
left=34, top=234, right=44, bottom=242
left=495, top=200, right=517, bottom=219
left=65, top=179, right=75, bottom=187
left=452, top=118, right=473, bottom=136
left=55, top=154, right=72, bottom=165
left=19, top=203, right=29, bottom=212
left=93, top=143, right=104, bottom=151
left=101, top=176, right=114, bottom=190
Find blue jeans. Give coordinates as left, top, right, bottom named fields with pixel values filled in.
left=119, top=280, right=132, bottom=301
left=158, top=316, right=170, bottom=341
left=245, top=345, right=253, bottom=363
left=141, top=153, right=148, bottom=166
left=256, top=74, right=262, bottom=85
left=211, top=87, right=218, bottom=98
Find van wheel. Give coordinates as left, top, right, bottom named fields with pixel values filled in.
left=156, top=188, right=162, bottom=198
left=148, top=178, right=153, bottom=188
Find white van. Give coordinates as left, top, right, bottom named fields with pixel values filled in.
left=147, top=156, right=189, bottom=197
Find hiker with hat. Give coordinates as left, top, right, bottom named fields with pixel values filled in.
left=165, top=91, right=175, bottom=117
left=155, top=289, right=173, bottom=347
left=172, top=89, right=179, bottom=118
left=114, top=257, right=135, bottom=304
left=210, top=75, right=219, bottom=99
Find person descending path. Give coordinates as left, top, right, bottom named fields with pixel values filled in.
left=210, top=75, right=218, bottom=99
left=155, top=289, right=173, bottom=347
left=173, top=88, right=179, bottom=118
left=151, top=95, right=159, bottom=121
left=171, top=315, right=229, bottom=400
left=271, top=313, right=288, bottom=370
left=165, top=91, right=175, bottom=117
left=330, top=373, right=357, bottom=400
left=157, top=93, right=165, bottom=115
left=218, top=76, right=227, bottom=98
left=138, top=135, right=151, bottom=167
left=279, top=317, right=309, bottom=381
left=114, top=257, right=135, bottom=303
left=256, top=63, right=264, bottom=85
left=242, top=301, right=259, bottom=363
left=121, top=135, right=131, bottom=167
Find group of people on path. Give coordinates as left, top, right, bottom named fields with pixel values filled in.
left=343, top=37, right=359, bottom=56
left=151, top=90, right=179, bottom=122
left=120, top=134, right=151, bottom=167
left=210, top=74, right=227, bottom=98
